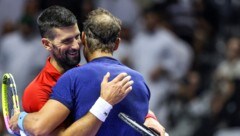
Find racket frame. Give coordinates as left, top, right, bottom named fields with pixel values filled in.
left=1, top=73, right=20, bottom=134
left=118, top=112, right=160, bottom=136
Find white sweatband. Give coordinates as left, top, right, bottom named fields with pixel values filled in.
left=90, top=97, right=113, bottom=122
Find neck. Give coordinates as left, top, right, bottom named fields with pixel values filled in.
left=49, top=57, right=65, bottom=74
left=88, top=50, right=113, bottom=62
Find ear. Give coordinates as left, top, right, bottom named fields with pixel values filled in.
left=81, top=32, right=87, bottom=47
left=42, top=38, right=52, bottom=51
left=114, top=38, right=121, bottom=51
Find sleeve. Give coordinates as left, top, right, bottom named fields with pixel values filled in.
left=50, top=72, right=74, bottom=111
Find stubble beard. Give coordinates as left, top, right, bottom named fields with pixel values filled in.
left=53, top=50, right=81, bottom=71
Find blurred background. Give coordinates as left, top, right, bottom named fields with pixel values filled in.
left=1, top=0, right=240, bottom=136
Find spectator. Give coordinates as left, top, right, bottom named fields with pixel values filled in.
left=129, top=5, right=193, bottom=126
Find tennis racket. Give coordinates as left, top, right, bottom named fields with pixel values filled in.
left=119, top=112, right=160, bottom=136
left=119, top=112, right=169, bottom=136
left=1, top=73, right=20, bottom=134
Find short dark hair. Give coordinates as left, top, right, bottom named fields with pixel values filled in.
left=83, top=8, right=121, bottom=54
left=37, top=5, right=77, bottom=39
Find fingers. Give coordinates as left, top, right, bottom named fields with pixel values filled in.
left=124, top=86, right=133, bottom=95
left=120, top=76, right=132, bottom=86
left=100, top=72, right=134, bottom=105
left=122, top=80, right=134, bottom=93
left=102, top=72, right=110, bottom=84
left=9, top=114, right=20, bottom=134
left=111, top=72, right=128, bottom=83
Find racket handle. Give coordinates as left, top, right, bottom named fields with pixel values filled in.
left=149, top=128, right=169, bottom=136
left=150, top=128, right=169, bottom=136
left=149, top=128, right=160, bottom=136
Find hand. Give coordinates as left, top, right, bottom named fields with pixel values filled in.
left=100, top=72, right=134, bottom=105
left=9, top=112, right=20, bottom=134
left=144, top=111, right=166, bottom=136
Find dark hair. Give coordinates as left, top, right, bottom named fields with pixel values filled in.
left=83, top=8, right=121, bottom=54
left=37, top=5, right=77, bottom=39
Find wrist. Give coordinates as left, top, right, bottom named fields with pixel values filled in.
left=18, top=112, right=28, bottom=131
left=90, top=97, right=113, bottom=122
left=145, top=113, right=158, bottom=121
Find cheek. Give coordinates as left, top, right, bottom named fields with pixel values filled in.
left=59, top=46, right=69, bottom=52
left=53, top=46, right=66, bottom=56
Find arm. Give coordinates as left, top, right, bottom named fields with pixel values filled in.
left=10, top=100, right=70, bottom=136
left=10, top=72, right=133, bottom=136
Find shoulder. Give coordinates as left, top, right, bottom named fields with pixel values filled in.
left=122, top=65, right=145, bottom=80
left=60, top=64, right=97, bottom=82
left=24, top=77, right=53, bottom=99
left=67, top=63, right=99, bottom=74
left=23, top=80, right=51, bottom=112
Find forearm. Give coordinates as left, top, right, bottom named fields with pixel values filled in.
left=22, top=97, right=111, bottom=136
left=57, top=97, right=112, bottom=136
left=58, top=113, right=102, bottom=136
left=23, top=112, right=66, bottom=136
left=20, top=100, right=70, bottom=136
left=23, top=112, right=52, bottom=136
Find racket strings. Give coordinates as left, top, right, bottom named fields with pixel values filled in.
left=9, top=75, right=20, bottom=111
left=7, top=80, right=15, bottom=117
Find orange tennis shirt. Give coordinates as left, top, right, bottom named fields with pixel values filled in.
left=22, top=57, right=61, bottom=112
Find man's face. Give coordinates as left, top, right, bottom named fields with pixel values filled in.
left=50, top=24, right=81, bottom=70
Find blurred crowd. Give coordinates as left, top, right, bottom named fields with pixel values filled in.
left=1, top=0, right=240, bottom=136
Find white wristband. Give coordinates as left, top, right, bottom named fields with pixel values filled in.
left=90, top=97, right=113, bottom=122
